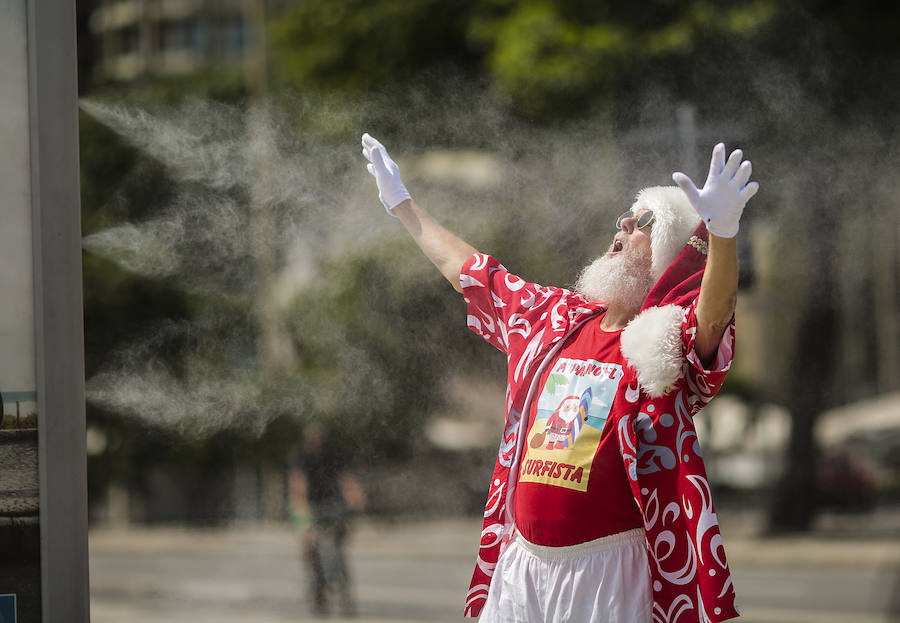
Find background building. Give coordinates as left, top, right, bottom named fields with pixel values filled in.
left=85, top=0, right=285, bottom=83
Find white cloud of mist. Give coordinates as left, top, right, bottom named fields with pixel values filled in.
left=86, top=320, right=306, bottom=436
left=77, top=90, right=693, bottom=435
left=81, top=73, right=895, bottom=436
left=82, top=194, right=253, bottom=286
left=81, top=99, right=312, bottom=205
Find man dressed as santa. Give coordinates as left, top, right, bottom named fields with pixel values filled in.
left=361, top=133, right=758, bottom=623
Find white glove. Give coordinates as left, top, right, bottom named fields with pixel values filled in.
left=672, top=143, right=759, bottom=238
left=361, top=133, right=412, bottom=215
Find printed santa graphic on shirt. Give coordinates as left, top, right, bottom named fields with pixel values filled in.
left=535, top=393, right=586, bottom=450
left=520, top=357, right=624, bottom=493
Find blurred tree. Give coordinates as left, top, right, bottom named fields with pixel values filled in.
left=80, top=109, right=194, bottom=514
left=270, top=0, right=480, bottom=91
left=78, top=0, right=900, bottom=525
left=267, top=0, right=900, bottom=531
left=80, top=93, right=271, bottom=520
left=80, top=112, right=192, bottom=375
left=741, top=1, right=900, bottom=532
left=285, top=247, right=479, bottom=461
left=270, top=0, right=777, bottom=119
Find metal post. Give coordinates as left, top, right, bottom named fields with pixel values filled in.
left=27, top=0, right=90, bottom=620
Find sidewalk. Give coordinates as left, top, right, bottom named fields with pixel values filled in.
left=718, top=506, right=900, bottom=569
left=89, top=514, right=900, bottom=623
left=90, top=512, right=900, bottom=568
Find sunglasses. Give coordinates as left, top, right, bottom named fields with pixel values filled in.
left=615, top=209, right=655, bottom=230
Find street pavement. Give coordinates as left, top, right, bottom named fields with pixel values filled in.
left=90, top=513, right=900, bottom=623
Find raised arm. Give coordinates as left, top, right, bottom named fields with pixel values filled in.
left=362, top=134, right=476, bottom=293
left=392, top=200, right=477, bottom=292
left=672, top=143, right=759, bottom=366
left=694, top=234, right=738, bottom=365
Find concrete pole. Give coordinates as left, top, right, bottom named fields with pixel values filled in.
left=873, top=202, right=900, bottom=392
left=244, top=0, right=296, bottom=375
left=28, top=0, right=90, bottom=619
left=240, top=0, right=296, bottom=522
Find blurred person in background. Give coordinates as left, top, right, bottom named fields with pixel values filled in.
left=289, top=422, right=366, bottom=617
left=361, top=134, right=758, bottom=622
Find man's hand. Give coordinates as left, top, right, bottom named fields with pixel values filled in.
left=672, top=143, right=759, bottom=238
left=361, top=133, right=412, bottom=215
left=359, top=134, right=476, bottom=292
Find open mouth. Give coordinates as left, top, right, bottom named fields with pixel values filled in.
left=612, top=239, right=624, bottom=253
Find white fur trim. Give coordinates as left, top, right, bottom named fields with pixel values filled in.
left=631, top=186, right=699, bottom=279
left=620, top=304, right=684, bottom=398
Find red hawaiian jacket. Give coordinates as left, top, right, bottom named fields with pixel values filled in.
left=460, top=236, right=739, bottom=623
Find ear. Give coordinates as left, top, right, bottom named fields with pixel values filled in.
left=620, top=305, right=684, bottom=398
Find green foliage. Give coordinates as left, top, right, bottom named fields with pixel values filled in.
left=81, top=95, right=236, bottom=507
left=482, top=0, right=778, bottom=117
left=546, top=373, right=568, bottom=394
left=269, top=0, right=779, bottom=120
left=79, top=110, right=192, bottom=377
left=270, top=0, right=478, bottom=92
left=485, top=2, right=628, bottom=117
left=87, top=67, right=249, bottom=105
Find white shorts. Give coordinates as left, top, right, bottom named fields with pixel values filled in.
left=478, top=527, right=652, bottom=623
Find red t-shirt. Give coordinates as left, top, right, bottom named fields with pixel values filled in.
left=514, top=314, right=643, bottom=546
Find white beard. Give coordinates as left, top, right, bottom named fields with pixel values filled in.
left=574, top=249, right=655, bottom=310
